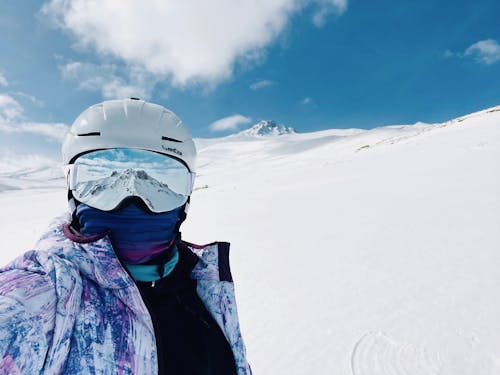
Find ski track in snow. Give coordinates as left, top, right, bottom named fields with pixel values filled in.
left=351, top=332, right=441, bottom=375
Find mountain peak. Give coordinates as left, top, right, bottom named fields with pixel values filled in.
left=240, top=120, right=296, bottom=136
left=112, top=168, right=149, bottom=180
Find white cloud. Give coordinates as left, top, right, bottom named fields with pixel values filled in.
left=0, top=121, right=69, bottom=142
left=250, top=80, right=275, bottom=90
left=60, top=61, right=156, bottom=99
left=12, top=92, right=45, bottom=108
left=209, top=114, right=252, bottom=132
left=0, top=72, right=8, bottom=87
left=301, top=97, right=313, bottom=104
left=312, top=0, right=347, bottom=27
left=0, top=94, right=68, bottom=142
left=0, top=94, right=23, bottom=122
left=465, top=39, right=500, bottom=65
left=42, top=0, right=347, bottom=87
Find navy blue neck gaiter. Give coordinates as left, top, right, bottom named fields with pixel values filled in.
left=75, top=202, right=182, bottom=264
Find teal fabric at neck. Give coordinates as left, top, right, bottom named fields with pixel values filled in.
left=125, top=247, right=179, bottom=282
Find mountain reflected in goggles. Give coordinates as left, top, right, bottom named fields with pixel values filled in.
left=69, top=148, right=194, bottom=213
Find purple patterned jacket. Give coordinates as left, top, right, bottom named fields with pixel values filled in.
left=0, top=214, right=251, bottom=374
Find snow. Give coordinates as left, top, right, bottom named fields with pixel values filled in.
left=236, top=120, right=296, bottom=136
left=1, top=106, right=499, bottom=374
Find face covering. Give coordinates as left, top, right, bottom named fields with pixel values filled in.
left=75, top=201, right=182, bottom=264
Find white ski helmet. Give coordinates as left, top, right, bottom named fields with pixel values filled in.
left=62, top=98, right=196, bottom=172
left=62, top=99, right=196, bottom=214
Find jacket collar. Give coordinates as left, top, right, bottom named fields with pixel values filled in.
left=35, top=214, right=135, bottom=290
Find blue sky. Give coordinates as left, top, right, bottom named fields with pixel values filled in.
left=0, top=0, right=499, bottom=160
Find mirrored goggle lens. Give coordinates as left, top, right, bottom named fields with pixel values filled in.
left=69, top=148, right=194, bottom=212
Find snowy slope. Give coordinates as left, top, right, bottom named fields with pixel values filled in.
left=0, top=154, right=64, bottom=192
left=0, top=106, right=499, bottom=374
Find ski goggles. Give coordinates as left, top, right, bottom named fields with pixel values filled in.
left=65, top=148, right=195, bottom=213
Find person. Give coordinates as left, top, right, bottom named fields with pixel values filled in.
left=0, top=98, right=251, bottom=374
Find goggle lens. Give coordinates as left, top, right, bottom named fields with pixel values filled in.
left=68, top=148, right=194, bottom=212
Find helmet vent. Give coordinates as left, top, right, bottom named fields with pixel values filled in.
left=78, top=132, right=101, bottom=137
left=161, top=136, right=182, bottom=143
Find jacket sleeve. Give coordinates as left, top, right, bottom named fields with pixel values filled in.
left=0, top=258, right=56, bottom=374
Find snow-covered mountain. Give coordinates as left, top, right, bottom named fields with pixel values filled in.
left=75, top=168, right=185, bottom=210
left=0, top=156, right=64, bottom=193
left=1, top=106, right=499, bottom=374
left=238, top=120, right=296, bottom=136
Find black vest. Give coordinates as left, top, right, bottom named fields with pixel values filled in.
left=136, top=244, right=238, bottom=375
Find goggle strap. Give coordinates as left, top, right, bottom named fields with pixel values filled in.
left=62, top=164, right=78, bottom=191
left=189, top=172, right=196, bottom=195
